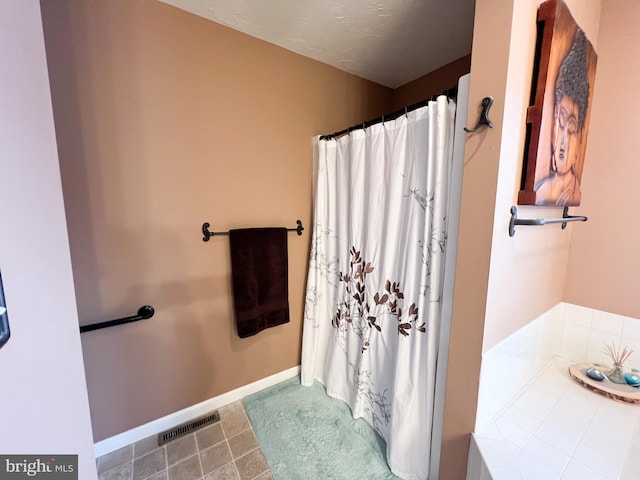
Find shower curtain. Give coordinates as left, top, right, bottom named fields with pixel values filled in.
left=301, top=96, right=456, bottom=480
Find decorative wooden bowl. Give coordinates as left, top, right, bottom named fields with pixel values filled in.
left=568, top=363, right=640, bottom=404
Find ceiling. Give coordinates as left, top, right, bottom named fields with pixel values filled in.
left=158, top=0, right=476, bottom=89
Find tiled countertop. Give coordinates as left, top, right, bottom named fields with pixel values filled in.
left=474, top=357, right=640, bottom=480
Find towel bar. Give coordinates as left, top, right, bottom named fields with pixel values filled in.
left=202, top=220, right=304, bottom=242
left=509, top=206, right=587, bottom=237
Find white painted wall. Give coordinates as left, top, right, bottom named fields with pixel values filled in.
left=0, top=2, right=97, bottom=478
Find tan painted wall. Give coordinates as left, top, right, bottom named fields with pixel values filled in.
left=564, top=1, right=640, bottom=317
left=41, top=0, right=391, bottom=441
left=439, top=0, right=601, bottom=478
left=389, top=55, right=472, bottom=111
left=439, top=2, right=514, bottom=477
left=39, top=2, right=616, bottom=477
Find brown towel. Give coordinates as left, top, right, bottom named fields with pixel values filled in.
left=229, top=228, right=290, bottom=338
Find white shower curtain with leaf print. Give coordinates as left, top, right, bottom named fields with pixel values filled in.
left=301, top=96, right=456, bottom=480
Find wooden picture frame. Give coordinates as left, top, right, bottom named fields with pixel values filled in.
left=518, top=0, right=597, bottom=206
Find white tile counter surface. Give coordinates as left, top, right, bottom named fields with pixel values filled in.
left=473, top=357, right=640, bottom=480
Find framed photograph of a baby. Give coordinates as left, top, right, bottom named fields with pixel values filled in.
left=518, top=0, right=597, bottom=207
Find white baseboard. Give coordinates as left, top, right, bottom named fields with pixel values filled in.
left=94, top=365, right=300, bottom=458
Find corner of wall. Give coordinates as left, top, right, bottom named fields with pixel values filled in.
left=439, top=1, right=516, bottom=479
left=389, top=54, right=472, bottom=111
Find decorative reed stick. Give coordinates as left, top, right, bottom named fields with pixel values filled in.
left=603, top=342, right=633, bottom=367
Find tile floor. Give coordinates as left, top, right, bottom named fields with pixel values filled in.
left=96, top=401, right=273, bottom=480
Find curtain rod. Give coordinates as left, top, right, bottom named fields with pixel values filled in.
left=319, top=84, right=458, bottom=141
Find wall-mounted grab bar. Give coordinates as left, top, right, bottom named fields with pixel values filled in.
left=79, top=305, right=155, bottom=333
left=509, top=206, right=587, bottom=237
left=202, top=220, right=304, bottom=242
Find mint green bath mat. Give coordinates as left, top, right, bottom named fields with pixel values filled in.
left=243, top=376, right=399, bottom=480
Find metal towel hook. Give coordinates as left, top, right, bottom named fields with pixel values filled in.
left=464, top=96, right=494, bottom=133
